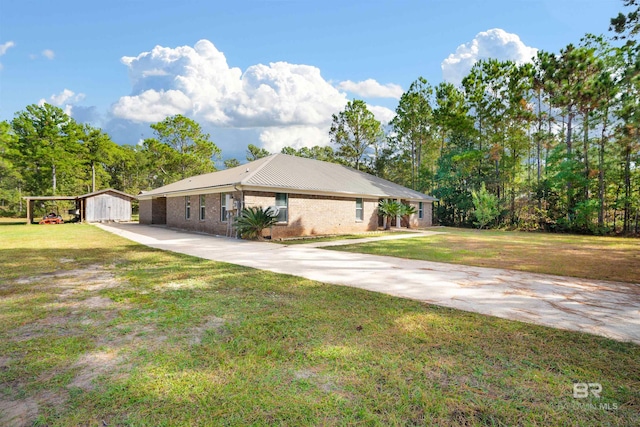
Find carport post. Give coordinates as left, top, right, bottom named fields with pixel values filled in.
left=26, top=198, right=32, bottom=225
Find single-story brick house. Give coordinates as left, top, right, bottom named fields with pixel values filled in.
left=138, top=153, right=436, bottom=239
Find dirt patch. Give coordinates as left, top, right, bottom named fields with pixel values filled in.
left=0, top=389, right=69, bottom=427
left=76, top=296, right=114, bottom=309
left=0, top=398, right=39, bottom=427
left=17, top=264, right=121, bottom=294
left=68, top=350, right=123, bottom=391
left=189, top=316, right=227, bottom=345
left=293, top=368, right=340, bottom=394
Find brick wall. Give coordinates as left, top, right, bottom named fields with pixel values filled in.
left=166, top=192, right=242, bottom=236
left=244, top=191, right=379, bottom=239
left=404, top=201, right=433, bottom=228
left=151, top=197, right=167, bottom=224
left=139, top=199, right=152, bottom=224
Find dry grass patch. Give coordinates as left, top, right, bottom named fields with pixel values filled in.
left=331, top=227, right=640, bottom=283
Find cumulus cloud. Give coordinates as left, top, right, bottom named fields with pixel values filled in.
left=337, top=79, right=403, bottom=99
left=111, top=39, right=401, bottom=155
left=42, top=49, right=55, bottom=60
left=39, top=89, right=86, bottom=116
left=441, top=28, right=538, bottom=85
left=113, top=39, right=348, bottom=129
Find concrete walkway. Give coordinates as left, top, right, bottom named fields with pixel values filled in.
left=97, top=223, right=640, bottom=344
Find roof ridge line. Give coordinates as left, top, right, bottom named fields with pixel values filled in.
left=239, top=153, right=279, bottom=185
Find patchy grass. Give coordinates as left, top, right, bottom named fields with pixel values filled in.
left=330, top=227, right=640, bottom=283
left=274, top=230, right=414, bottom=245
left=1, top=224, right=638, bottom=426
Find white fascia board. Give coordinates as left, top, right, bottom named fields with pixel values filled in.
left=137, top=185, right=239, bottom=200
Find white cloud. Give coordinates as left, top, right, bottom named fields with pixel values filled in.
left=259, top=125, right=331, bottom=153
left=441, top=28, right=538, bottom=85
left=112, top=89, right=193, bottom=122
left=0, top=41, right=15, bottom=56
left=113, top=40, right=349, bottom=130
left=42, top=49, right=55, bottom=60
left=38, top=89, right=86, bottom=117
left=111, top=39, right=400, bottom=155
left=0, top=41, right=15, bottom=70
left=337, top=79, right=403, bottom=99
left=368, top=105, right=396, bottom=124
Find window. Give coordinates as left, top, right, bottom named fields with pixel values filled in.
left=185, top=196, right=191, bottom=220
left=220, top=193, right=227, bottom=222
left=418, top=202, right=424, bottom=219
left=355, top=198, right=363, bottom=221
left=199, top=195, right=206, bottom=220
left=275, top=193, right=288, bottom=222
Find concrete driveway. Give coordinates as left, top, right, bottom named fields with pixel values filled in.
left=97, top=223, right=640, bottom=344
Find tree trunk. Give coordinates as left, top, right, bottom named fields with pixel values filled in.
left=52, top=163, right=57, bottom=195
left=566, top=109, right=574, bottom=220
left=623, top=146, right=631, bottom=234
left=92, top=162, right=96, bottom=193
left=597, top=112, right=608, bottom=229
left=583, top=111, right=590, bottom=201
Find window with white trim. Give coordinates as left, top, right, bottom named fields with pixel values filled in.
left=355, top=198, right=363, bottom=221
left=418, top=202, right=424, bottom=219
left=185, top=196, right=191, bottom=220
left=275, top=193, right=288, bottom=222
left=199, top=195, right=206, bottom=221
left=221, top=193, right=227, bottom=222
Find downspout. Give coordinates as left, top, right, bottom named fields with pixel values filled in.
left=234, top=184, right=244, bottom=239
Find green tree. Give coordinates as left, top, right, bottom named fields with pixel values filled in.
left=148, top=114, right=220, bottom=181
left=610, top=0, right=639, bottom=40
left=281, top=145, right=339, bottom=163
left=9, top=103, right=84, bottom=196
left=224, top=158, right=241, bottom=169
left=471, top=182, right=500, bottom=229
left=80, top=124, right=119, bottom=193
left=246, top=144, right=270, bottom=161
left=390, top=77, right=434, bottom=190
left=330, top=100, right=383, bottom=170
left=0, top=121, right=23, bottom=214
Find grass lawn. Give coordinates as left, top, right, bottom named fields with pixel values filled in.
left=1, top=224, right=638, bottom=426
left=273, top=230, right=414, bottom=245
left=330, top=227, right=640, bottom=283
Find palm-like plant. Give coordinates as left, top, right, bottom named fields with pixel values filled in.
left=378, top=199, right=402, bottom=230
left=234, top=206, right=278, bottom=240
left=399, top=203, right=417, bottom=228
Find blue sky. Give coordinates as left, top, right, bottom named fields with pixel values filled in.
left=0, top=0, right=624, bottom=160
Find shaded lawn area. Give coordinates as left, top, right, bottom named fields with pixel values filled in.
left=0, top=224, right=638, bottom=426
left=330, top=227, right=640, bottom=284
left=273, top=231, right=414, bottom=245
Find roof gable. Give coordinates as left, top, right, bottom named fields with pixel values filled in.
left=79, top=188, right=137, bottom=200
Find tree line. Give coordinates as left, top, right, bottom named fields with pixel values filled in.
left=1, top=1, right=638, bottom=234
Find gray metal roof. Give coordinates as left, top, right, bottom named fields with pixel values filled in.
left=79, top=188, right=137, bottom=200
left=140, top=154, right=436, bottom=201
